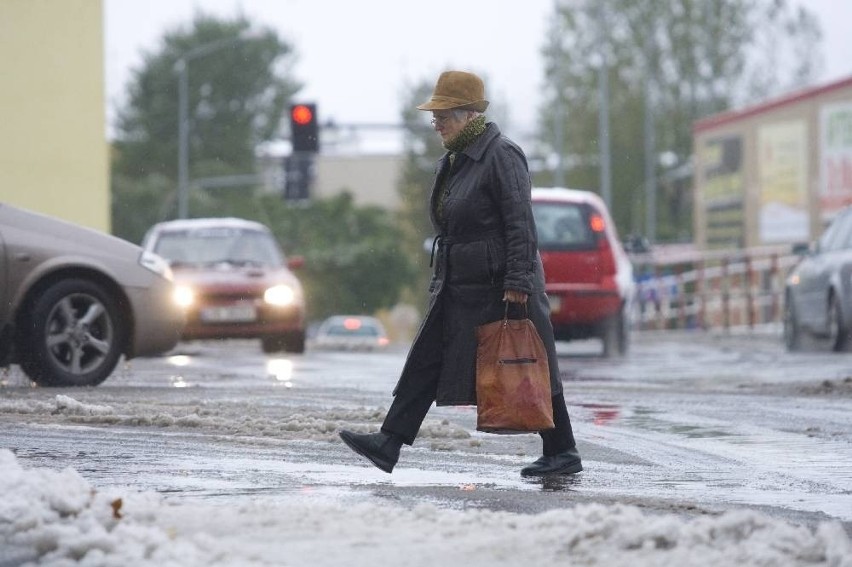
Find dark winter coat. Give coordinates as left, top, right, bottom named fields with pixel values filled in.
left=392, top=122, right=564, bottom=406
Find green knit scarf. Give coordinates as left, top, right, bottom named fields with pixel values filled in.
left=444, top=114, right=487, bottom=152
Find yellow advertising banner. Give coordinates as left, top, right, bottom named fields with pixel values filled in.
left=757, top=121, right=809, bottom=243
left=701, top=135, right=744, bottom=249
left=820, top=102, right=852, bottom=215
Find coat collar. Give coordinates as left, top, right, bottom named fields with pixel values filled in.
left=440, top=121, right=501, bottom=164
left=430, top=122, right=502, bottom=230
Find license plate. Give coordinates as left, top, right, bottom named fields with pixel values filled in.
left=200, top=305, right=257, bottom=323
left=548, top=295, right=562, bottom=313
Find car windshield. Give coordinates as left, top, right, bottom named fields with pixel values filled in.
left=532, top=202, right=596, bottom=250
left=153, top=227, right=284, bottom=267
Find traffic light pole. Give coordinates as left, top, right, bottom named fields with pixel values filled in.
left=283, top=151, right=315, bottom=201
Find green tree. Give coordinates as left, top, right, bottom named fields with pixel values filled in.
left=221, top=193, right=415, bottom=321
left=111, top=13, right=300, bottom=238
left=110, top=173, right=174, bottom=244
left=396, top=80, right=445, bottom=312
left=540, top=0, right=822, bottom=243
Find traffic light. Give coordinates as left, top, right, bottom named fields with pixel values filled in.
left=283, top=153, right=314, bottom=201
left=289, top=103, right=319, bottom=152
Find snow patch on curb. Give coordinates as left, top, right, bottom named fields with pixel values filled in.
left=1, top=449, right=850, bottom=567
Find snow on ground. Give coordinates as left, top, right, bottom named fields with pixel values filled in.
left=0, top=393, right=474, bottom=447
left=2, top=448, right=850, bottom=567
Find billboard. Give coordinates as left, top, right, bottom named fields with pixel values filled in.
left=757, top=120, right=809, bottom=244
left=820, top=102, right=852, bottom=217
left=701, top=135, right=744, bottom=248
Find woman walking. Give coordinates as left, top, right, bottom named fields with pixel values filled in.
left=339, top=70, right=582, bottom=477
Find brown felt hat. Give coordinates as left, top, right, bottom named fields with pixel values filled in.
left=416, top=70, right=489, bottom=112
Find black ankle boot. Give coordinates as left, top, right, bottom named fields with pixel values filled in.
left=339, top=430, right=402, bottom=473
left=521, top=447, right=583, bottom=477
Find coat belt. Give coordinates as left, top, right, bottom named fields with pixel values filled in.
left=430, top=229, right=504, bottom=267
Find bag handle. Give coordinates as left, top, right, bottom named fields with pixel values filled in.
left=497, top=301, right=535, bottom=358
left=502, top=300, right=528, bottom=324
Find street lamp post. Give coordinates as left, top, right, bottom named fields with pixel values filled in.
left=174, top=35, right=248, bottom=219
left=595, top=1, right=612, bottom=209
left=176, top=58, right=190, bottom=219
left=551, top=0, right=566, bottom=188
left=553, top=0, right=611, bottom=205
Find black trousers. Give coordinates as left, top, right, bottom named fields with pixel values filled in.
left=381, top=301, right=577, bottom=455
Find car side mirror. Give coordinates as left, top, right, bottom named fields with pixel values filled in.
left=287, top=255, right=305, bottom=270
left=423, top=236, right=437, bottom=254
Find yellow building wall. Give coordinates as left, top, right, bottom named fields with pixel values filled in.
left=0, top=0, right=109, bottom=232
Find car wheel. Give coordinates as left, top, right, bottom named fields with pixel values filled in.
left=828, top=294, right=851, bottom=352
left=783, top=294, right=803, bottom=352
left=284, top=331, right=306, bottom=354
left=261, top=336, right=285, bottom=354
left=602, top=306, right=628, bottom=358
left=20, top=278, right=126, bottom=387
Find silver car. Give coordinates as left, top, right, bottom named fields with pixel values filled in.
left=0, top=204, right=185, bottom=386
left=313, top=315, right=390, bottom=351
left=784, top=205, right=852, bottom=352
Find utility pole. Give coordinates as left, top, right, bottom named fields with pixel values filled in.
left=552, top=0, right=566, bottom=188
left=174, top=33, right=251, bottom=219
left=644, top=33, right=657, bottom=244
left=596, top=1, right=612, bottom=208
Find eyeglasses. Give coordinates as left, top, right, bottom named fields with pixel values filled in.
left=430, top=114, right=454, bottom=126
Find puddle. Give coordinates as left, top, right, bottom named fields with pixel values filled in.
left=521, top=475, right=583, bottom=492
left=6, top=405, right=850, bottom=524
left=583, top=405, right=852, bottom=521
left=579, top=403, right=621, bottom=426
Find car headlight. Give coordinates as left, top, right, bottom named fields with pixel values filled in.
left=139, top=251, right=173, bottom=281
left=264, top=284, right=295, bottom=306
left=173, top=285, right=195, bottom=308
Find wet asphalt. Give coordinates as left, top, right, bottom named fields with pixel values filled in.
left=1, top=327, right=850, bottom=533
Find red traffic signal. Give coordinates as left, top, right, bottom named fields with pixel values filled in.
left=291, top=104, right=313, bottom=126
left=289, top=102, right=319, bottom=153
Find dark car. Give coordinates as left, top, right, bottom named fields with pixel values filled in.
left=784, top=205, right=852, bottom=351
left=141, top=218, right=307, bottom=354
left=312, top=315, right=390, bottom=351
left=0, top=203, right=184, bottom=386
left=531, top=187, right=635, bottom=357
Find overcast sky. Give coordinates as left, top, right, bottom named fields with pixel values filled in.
left=104, top=0, right=852, bottom=141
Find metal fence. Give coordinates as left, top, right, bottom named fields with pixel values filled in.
left=629, top=245, right=801, bottom=331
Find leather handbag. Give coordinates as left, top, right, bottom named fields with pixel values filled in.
left=475, top=305, right=555, bottom=433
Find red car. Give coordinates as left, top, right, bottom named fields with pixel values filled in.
left=531, top=188, right=635, bottom=356
left=141, top=218, right=306, bottom=353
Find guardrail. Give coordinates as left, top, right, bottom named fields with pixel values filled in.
left=629, top=245, right=801, bottom=331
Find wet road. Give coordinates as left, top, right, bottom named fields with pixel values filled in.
left=1, top=327, right=851, bottom=531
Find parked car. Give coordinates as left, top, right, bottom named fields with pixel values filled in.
left=0, top=203, right=184, bottom=387
left=784, top=205, right=852, bottom=352
left=313, top=315, right=390, bottom=351
left=141, top=218, right=307, bottom=354
left=531, top=187, right=635, bottom=356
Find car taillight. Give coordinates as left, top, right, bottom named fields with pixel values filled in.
left=589, top=212, right=616, bottom=275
